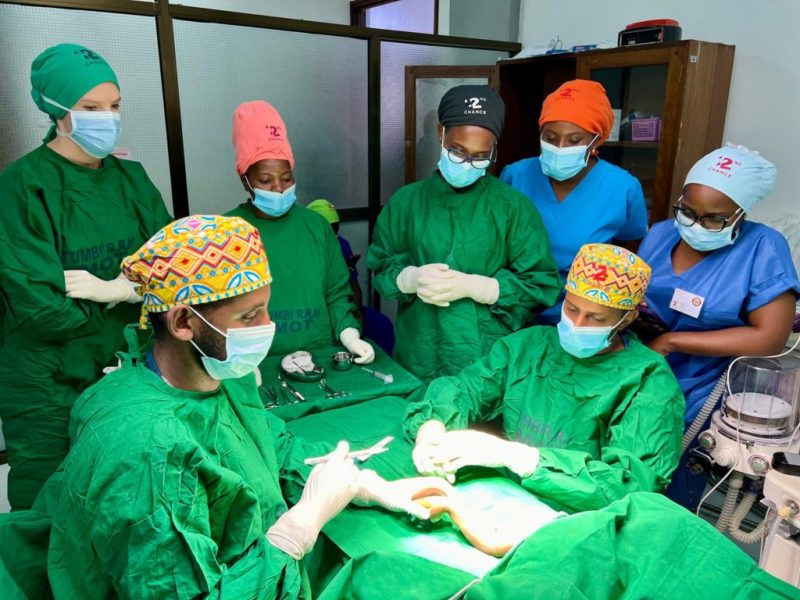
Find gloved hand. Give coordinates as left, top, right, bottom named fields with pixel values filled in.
left=352, top=469, right=455, bottom=519
left=65, top=270, right=141, bottom=308
left=396, top=263, right=453, bottom=295
left=340, top=327, right=375, bottom=364
left=422, top=429, right=540, bottom=483
left=412, top=420, right=450, bottom=479
left=266, top=442, right=358, bottom=559
left=417, top=270, right=499, bottom=306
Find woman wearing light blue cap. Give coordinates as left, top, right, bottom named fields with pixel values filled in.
left=637, top=143, right=800, bottom=509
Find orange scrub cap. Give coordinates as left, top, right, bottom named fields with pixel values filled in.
left=539, top=79, right=614, bottom=144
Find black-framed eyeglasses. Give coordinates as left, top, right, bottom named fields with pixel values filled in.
left=443, top=145, right=496, bottom=169
left=672, top=198, right=743, bottom=232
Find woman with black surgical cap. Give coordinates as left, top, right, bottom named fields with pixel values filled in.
left=368, top=85, right=561, bottom=381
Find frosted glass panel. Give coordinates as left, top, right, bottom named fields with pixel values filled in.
left=366, top=0, right=435, bottom=34
left=379, top=43, right=505, bottom=204
left=0, top=4, right=173, bottom=214
left=173, top=21, right=368, bottom=215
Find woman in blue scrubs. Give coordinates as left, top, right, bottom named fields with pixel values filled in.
left=501, top=79, right=648, bottom=324
left=638, top=144, right=800, bottom=508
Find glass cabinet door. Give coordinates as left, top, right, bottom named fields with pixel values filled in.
left=577, top=47, right=684, bottom=223
left=591, top=64, right=668, bottom=219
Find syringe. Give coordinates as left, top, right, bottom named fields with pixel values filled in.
left=361, top=366, right=394, bottom=384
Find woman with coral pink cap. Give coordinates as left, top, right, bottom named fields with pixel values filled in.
left=226, top=100, right=374, bottom=363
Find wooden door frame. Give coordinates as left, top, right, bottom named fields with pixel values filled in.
left=404, top=64, right=497, bottom=184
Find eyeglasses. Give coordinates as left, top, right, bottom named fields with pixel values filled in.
left=672, top=199, right=743, bottom=232
left=443, top=145, right=496, bottom=169
left=440, top=127, right=496, bottom=169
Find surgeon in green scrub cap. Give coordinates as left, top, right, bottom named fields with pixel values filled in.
left=0, top=43, right=172, bottom=509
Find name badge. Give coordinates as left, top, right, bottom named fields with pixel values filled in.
left=670, top=288, right=704, bottom=318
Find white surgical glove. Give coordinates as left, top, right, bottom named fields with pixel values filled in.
left=64, top=270, right=141, bottom=308
left=396, top=264, right=452, bottom=294
left=339, top=327, right=375, bottom=364
left=412, top=420, right=450, bottom=479
left=417, top=270, right=499, bottom=306
left=352, top=469, right=455, bottom=520
left=266, top=442, right=358, bottom=559
left=426, top=430, right=540, bottom=484
left=399, top=264, right=457, bottom=308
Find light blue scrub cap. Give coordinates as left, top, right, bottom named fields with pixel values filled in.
left=684, top=143, right=777, bottom=213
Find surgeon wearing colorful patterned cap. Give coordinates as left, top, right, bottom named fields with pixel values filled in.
left=43, top=214, right=453, bottom=598
left=559, top=242, right=651, bottom=359
left=405, top=242, right=683, bottom=515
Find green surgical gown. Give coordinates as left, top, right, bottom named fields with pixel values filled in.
left=319, top=492, right=798, bottom=600
left=0, top=145, right=172, bottom=509
left=405, top=326, right=685, bottom=512
left=367, top=172, right=561, bottom=381
left=227, top=202, right=360, bottom=356
left=45, top=353, right=319, bottom=599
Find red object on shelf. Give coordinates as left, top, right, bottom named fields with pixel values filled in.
left=625, top=19, right=680, bottom=30
left=618, top=19, right=682, bottom=47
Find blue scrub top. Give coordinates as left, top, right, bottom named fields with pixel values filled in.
left=501, top=157, right=648, bottom=323
left=638, top=220, right=800, bottom=424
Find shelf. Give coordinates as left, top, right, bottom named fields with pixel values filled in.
left=604, top=141, right=660, bottom=149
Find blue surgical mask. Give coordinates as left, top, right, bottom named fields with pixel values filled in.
left=557, top=308, right=626, bottom=359
left=438, top=148, right=486, bottom=189
left=539, top=135, right=598, bottom=182
left=674, top=219, right=739, bottom=252
left=188, top=306, right=275, bottom=380
left=43, top=95, right=121, bottom=159
left=248, top=179, right=297, bottom=217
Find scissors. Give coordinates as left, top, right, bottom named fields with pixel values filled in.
left=304, top=435, right=394, bottom=466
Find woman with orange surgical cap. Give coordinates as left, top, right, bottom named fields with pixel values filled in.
left=225, top=101, right=374, bottom=363
left=501, top=79, right=648, bottom=324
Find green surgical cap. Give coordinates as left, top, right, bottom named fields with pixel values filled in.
left=307, top=199, right=340, bottom=225
left=30, top=44, right=119, bottom=140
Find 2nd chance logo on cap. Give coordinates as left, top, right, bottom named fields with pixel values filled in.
left=709, top=155, right=741, bottom=178
left=557, top=87, right=578, bottom=102
left=74, top=48, right=103, bottom=67
left=463, top=96, right=487, bottom=115
left=265, top=125, right=284, bottom=140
